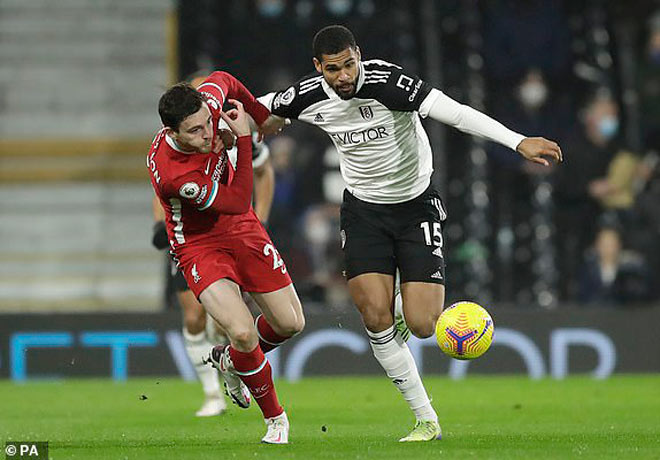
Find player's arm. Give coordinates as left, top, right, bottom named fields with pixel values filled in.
left=419, top=89, right=562, bottom=165
left=256, top=93, right=289, bottom=140
left=374, top=63, right=562, bottom=165
left=197, top=71, right=271, bottom=128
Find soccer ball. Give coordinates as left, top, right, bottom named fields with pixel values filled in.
left=435, top=301, right=494, bottom=360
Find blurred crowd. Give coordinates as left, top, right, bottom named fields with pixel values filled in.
left=175, top=0, right=660, bottom=308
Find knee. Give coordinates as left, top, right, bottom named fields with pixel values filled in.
left=290, top=315, right=305, bottom=336
left=230, top=328, right=258, bottom=350
left=360, top=303, right=393, bottom=331
left=407, top=310, right=441, bottom=339
left=271, top=314, right=305, bottom=338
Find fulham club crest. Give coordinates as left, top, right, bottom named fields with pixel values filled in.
left=359, top=106, right=373, bottom=120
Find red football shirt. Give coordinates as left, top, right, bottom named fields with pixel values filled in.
left=147, top=71, right=270, bottom=252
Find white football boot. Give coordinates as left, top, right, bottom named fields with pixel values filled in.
left=261, top=411, right=289, bottom=444
left=204, top=345, right=251, bottom=409
left=399, top=420, right=442, bottom=442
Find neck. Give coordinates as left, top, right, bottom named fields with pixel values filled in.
left=166, top=133, right=194, bottom=153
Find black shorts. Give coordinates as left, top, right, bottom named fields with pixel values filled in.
left=340, top=184, right=447, bottom=284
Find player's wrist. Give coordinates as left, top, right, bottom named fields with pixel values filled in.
left=514, top=136, right=527, bottom=153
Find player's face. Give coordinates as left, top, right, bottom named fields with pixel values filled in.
left=171, top=103, right=214, bottom=153
left=314, top=47, right=361, bottom=100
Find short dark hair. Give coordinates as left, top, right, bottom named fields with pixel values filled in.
left=158, top=83, right=204, bottom=131
left=313, top=25, right=356, bottom=61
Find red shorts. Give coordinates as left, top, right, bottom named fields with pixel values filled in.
left=175, top=217, right=292, bottom=298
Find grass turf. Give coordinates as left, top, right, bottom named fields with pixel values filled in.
left=1, top=376, right=659, bottom=459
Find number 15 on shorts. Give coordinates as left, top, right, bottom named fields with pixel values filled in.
left=420, top=221, right=443, bottom=247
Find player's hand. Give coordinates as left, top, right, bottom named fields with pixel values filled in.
left=516, top=137, right=563, bottom=166
left=213, top=128, right=236, bottom=153
left=219, top=99, right=250, bottom=137
left=258, top=115, right=290, bottom=141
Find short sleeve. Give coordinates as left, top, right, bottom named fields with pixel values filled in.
left=268, top=73, right=328, bottom=119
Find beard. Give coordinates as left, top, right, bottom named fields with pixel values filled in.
left=334, top=82, right=356, bottom=99
left=195, top=139, right=213, bottom=153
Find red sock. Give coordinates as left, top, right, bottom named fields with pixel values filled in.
left=229, top=345, right=283, bottom=419
left=256, top=314, right=289, bottom=352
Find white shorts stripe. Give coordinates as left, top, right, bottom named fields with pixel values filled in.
left=432, top=197, right=447, bottom=221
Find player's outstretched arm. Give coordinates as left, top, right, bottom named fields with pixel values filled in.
left=422, top=89, right=562, bottom=165
left=516, top=137, right=563, bottom=166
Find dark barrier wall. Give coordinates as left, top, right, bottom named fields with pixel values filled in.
left=2, top=308, right=659, bottom=381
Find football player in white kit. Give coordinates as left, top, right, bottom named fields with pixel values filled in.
left=259, top=25, right=562, bottom=442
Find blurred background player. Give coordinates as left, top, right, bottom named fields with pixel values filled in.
left=151, top=133, right=273, bottom=417
left=149, top=73, right=304, bottom=444
left=260, top=25, right=561, bottom=442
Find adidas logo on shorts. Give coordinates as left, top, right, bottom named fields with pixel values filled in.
left=431, top=270, right=443, bottom=280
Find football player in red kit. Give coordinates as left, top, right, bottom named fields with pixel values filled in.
left=147, top=72, right=304, bottom=444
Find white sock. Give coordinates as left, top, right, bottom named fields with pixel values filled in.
left=182, top=328, right=221, bottom=398
left=367, top=325, right=438, bottom=422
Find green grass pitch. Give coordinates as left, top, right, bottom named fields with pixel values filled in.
left=2, top=376, right=659, bottom=459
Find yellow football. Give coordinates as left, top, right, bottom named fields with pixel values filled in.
left=435, top=301, right=494, bottom=360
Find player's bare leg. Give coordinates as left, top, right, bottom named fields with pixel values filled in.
left=399, top=282, right=445, bottom=338
left=178, top=289, right=226, bottom=416
left=249, top=283, right=305, bottom=352
left=348, top=272, right=441, bottom=442
left=348, top=273, right=395, bottom=331
left=200, top=279, right=288, bottom=444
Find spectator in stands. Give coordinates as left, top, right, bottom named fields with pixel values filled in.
left=487, top=69, right=570, bottom=300
left=578, top=221, right=652, bottom=306
left=554, top=90, right=628, bottom=300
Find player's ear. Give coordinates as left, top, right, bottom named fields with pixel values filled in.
left=164, top=127, right=178, bottom=140
left=355, top=46, right=361, bottom=61
left=313, top=57, right=322, bottom=74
